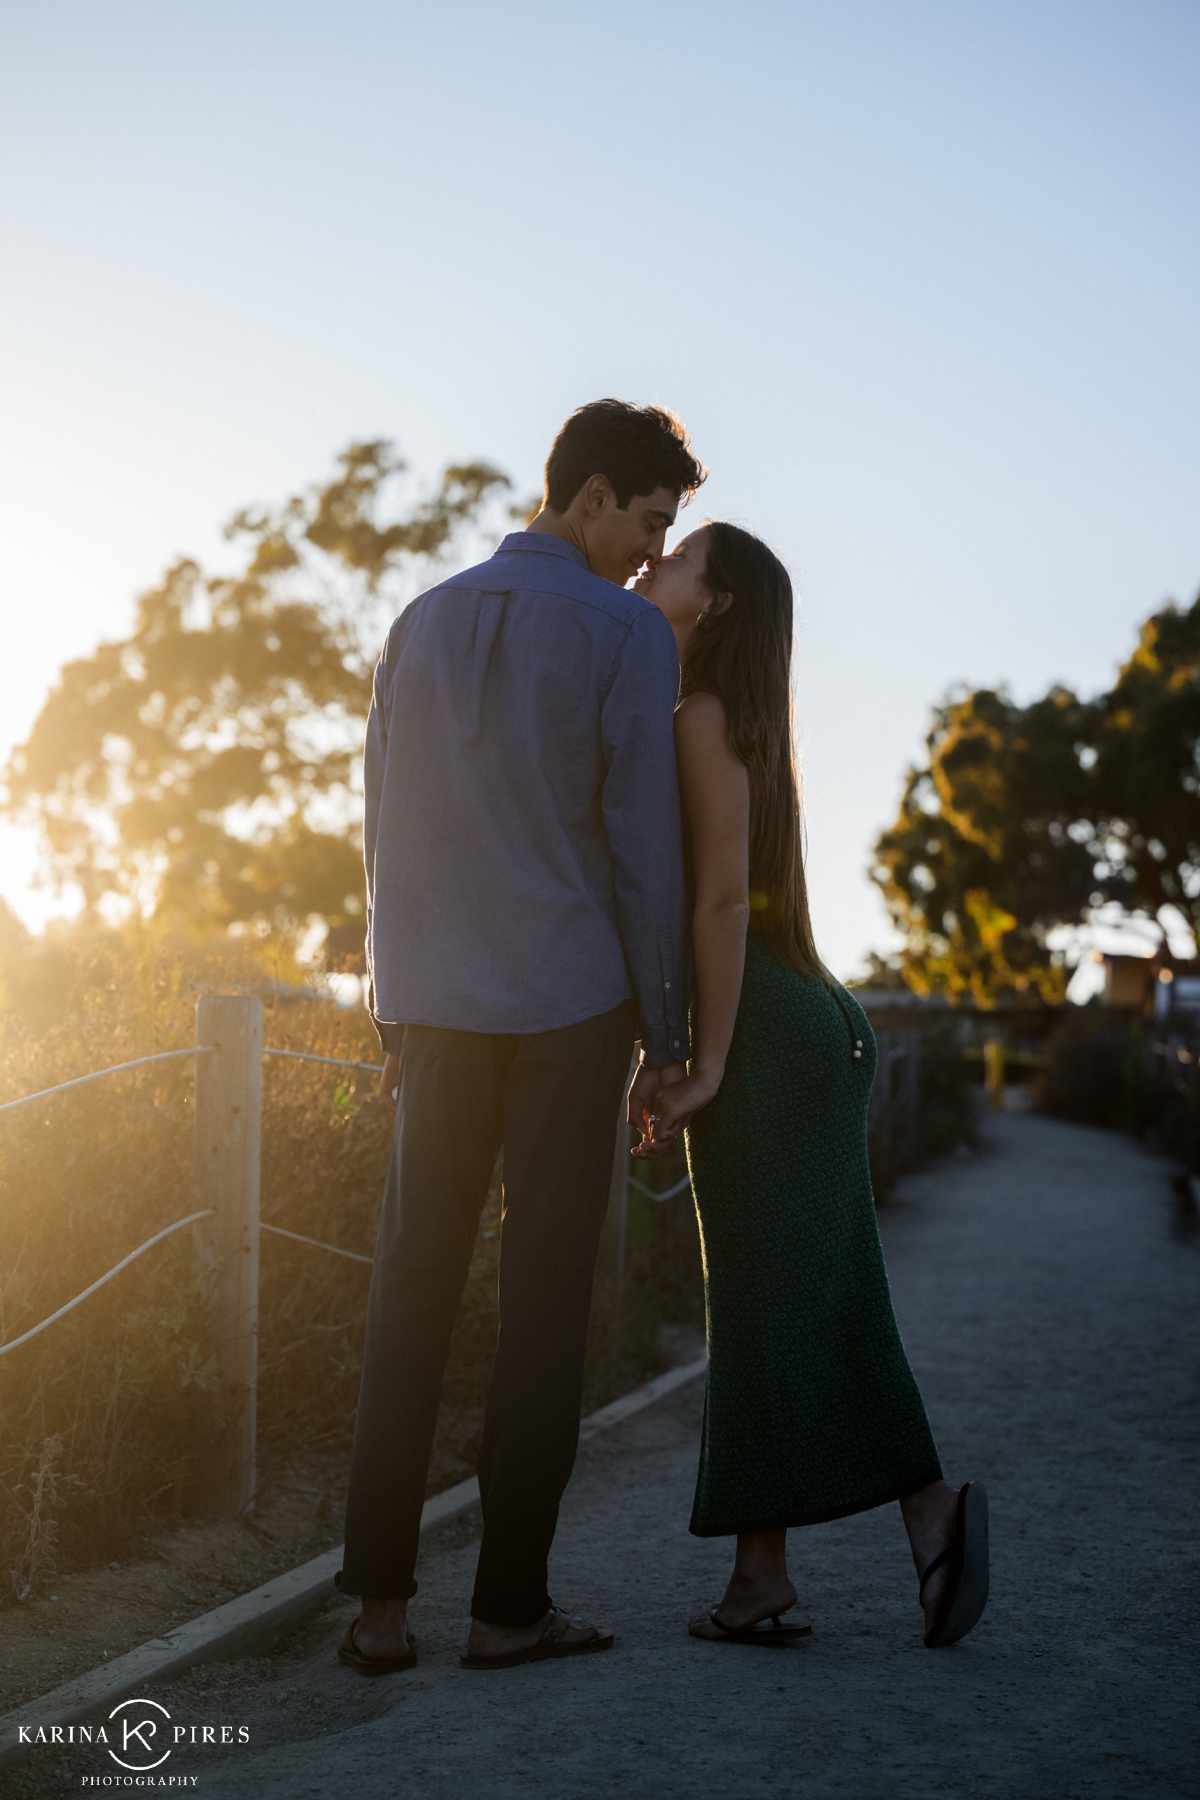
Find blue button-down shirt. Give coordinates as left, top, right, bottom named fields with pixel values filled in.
left=363, top=532, right=690, bottom=1066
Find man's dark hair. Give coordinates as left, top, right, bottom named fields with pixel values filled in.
left=543, top=400, right=706, bottom=513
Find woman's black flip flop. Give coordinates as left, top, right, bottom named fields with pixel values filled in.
left=921, top=1480, right=990, bottom=1648
left=698, top=1609, right=812, bottom=1646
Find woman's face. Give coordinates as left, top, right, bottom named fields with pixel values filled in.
left=632, top=527, right=713, bottom=637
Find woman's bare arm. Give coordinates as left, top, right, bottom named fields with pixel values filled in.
left=633, top=691, right=749, bottom=1156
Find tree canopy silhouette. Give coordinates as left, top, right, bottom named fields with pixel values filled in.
left=873, top=592, right=1200, bottom=1004
left=3, top=442, right=520, bottom=938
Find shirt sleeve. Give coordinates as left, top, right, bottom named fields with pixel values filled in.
left=363, top=640, right=404, bottom=1055
left=600, top=608, right=691, bottom=1067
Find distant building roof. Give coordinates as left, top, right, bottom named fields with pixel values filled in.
left=1101, top=954, right=1156, bottom=1009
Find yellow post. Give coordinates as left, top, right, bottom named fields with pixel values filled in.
left=983, top=1037, right=1005, bottom=1110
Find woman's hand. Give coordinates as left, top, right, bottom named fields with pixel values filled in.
left=631, top=1069, right=722, bottom=1158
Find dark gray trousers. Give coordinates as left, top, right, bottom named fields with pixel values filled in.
left=335, top=1000, right=634, bottom=1626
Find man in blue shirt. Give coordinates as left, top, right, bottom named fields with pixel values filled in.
left=336, top=401, right=704, bottom=1674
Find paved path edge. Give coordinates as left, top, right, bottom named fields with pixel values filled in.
left=0, top=1355, right=707, bottom=1769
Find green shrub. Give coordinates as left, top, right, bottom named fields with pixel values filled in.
left=868, top=1023, right=977, bottom=1199
left=1038, top=1005, right=1199, bottom=1171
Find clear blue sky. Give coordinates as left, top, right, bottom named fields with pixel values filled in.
left=1, top=0, right=1198, bottom=977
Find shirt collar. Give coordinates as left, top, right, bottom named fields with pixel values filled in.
left=496, top=531, right=589, bottom=572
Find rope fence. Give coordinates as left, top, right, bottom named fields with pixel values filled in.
left=629, top=1172, right=693, bottom=1203
left=0, top=1046, right=217, bottom=1116
left=0, top=1043, right=383, bottom=1122
left=0, top=1030, right=724, bottom=1370
left=0, top=1035, right=391, bottom=1362
left=260, top=1222, right=375, bottom=1265
left=0, top=1028, right=921, bottom=1351
left=0, top=1210, right=217, bottom=1359
left=0, top=995, right=935, bottom=1514
left=263, top=1049, right=384, bottom=1074
left=0, top=1000, right=700, bottom=1507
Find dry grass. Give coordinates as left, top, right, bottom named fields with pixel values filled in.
left=4, top=1431, right=63, bottom=1603
left=0, top=929, right=702, bottom=1596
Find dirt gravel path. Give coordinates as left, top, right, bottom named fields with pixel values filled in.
left=5, top=1111, right=1197, bottom=1800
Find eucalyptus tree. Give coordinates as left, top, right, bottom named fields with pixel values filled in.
left=3, top=442, right=524, bottom=939
left=873, top=593, right=1200, bottom=1003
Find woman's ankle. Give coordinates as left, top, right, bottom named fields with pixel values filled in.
left=901, top=1478, right=956, bottom=1528
left=732, top=1528, right=790, bottom=1590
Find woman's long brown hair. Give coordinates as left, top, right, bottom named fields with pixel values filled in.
left=680, top=521, right=827, bottom=983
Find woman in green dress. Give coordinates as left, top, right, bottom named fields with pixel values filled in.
left=628, top=523, right=988, bottom=1650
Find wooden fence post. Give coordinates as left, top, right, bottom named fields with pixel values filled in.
left=902, top=1028, right=921, bottom=1110
left=192, top=994, right=262, bottom=1516
left=869, top=1029, right=891, bottom=1125
left=596, top=1055, right=638, bottom=1293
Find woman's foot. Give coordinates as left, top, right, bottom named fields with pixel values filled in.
left=688, top=1571, right=799, bottom=1639
left=900, top=1479, right=961, bottom=1637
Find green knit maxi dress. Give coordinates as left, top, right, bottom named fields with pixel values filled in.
left=685, top=933, right=943, bottom=1537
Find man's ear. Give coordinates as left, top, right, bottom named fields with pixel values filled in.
left=579, top=473, right=617, bottom=516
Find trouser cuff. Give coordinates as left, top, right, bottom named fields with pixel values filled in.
left=335, top=1568, right=419, bottom=1601
left=469, top=1587, right=553, bottom=1628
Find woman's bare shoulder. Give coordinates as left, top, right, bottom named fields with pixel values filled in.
left=675, top=689, right=730, bottom=742
left=674, top=691, right=744, bottom=786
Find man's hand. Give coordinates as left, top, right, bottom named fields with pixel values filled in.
left=380, top=1052, right=400, bottom=1115
left=631, top=1068, right=720, bottom=1158
left=628, top=1060, right=688, bottom=1144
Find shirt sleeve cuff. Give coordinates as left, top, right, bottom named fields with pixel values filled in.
left=373, top=1018, right=405, bottom=1055
left=639, top=1022, right=690, bottom=1068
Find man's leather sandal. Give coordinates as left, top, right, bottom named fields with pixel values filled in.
left=460, top=1605, right=614, bottom=1669
left=337, top=1617, right=418, bottom=1676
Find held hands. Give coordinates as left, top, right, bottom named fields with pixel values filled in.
left=380, top=1052, right=400, bottom=1115
left=628, top=1060, right=721, bottom=1158
left=627, top=1061, right=683, bottom=1139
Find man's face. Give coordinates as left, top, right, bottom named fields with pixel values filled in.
left=584, top=482, right=679, bottom=586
